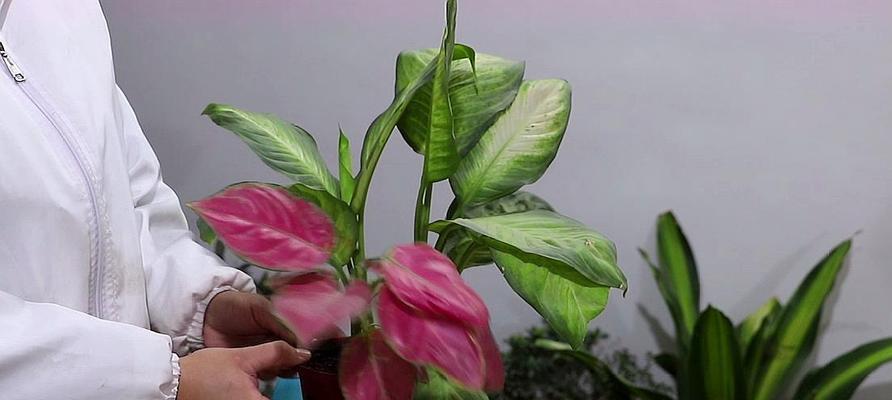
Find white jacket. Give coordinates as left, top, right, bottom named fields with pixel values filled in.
left=0, top=1, right=254, bottom=399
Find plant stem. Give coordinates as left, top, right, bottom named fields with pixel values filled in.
left=413, top=168, right=433, bottom=242
left=333, top=264, right=349, bottom=286
left=352, top=212, right=367, bottom=281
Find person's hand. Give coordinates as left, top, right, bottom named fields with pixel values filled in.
left=203, top=291, right=296, bottom=348
left=178, top=341, right=311, bottom=400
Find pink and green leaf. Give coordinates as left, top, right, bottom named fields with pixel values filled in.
left=188, top=183, right=334, bottom=271
left=272, top=273, right=371, bottom=347
left=339, top=330, right=418, bottom=400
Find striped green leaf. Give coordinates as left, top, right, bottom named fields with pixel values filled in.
left=338, top=128, right=356, bottom=201
left=737, top=297, right=781, bottom=355
left=688, top=306, right=744, bottom=400
left=650, top=211, right=701, bottom=350
left=432, top=210, right=626, bottom=290
left=450, top=79, right=570, bottom=208
left=493, top=250, right=609, bottom=349
left=750, top=239, right=852, bottom=400
left=794, top=338, right=892, bottom=400
left=202, top=104, right=338, bottom=196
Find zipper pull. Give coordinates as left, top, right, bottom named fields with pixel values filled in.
left=0, top=41, right=26, bottom=82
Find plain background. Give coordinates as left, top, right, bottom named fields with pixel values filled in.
left=101, top=0, right=892, bottom=395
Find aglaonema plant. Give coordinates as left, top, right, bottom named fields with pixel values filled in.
left=191, top=0, right=627, bottom=398
left=628, top=212, right=892, bottom=400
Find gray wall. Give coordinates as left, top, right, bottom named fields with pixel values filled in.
left=102, top=0, right=892, bottom=394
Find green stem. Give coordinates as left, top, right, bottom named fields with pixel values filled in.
left=413, top=170, right=433, bottom=242
left=333, top=264, right=349, bottom=286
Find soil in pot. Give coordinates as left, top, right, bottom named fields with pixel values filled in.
left=297, top=338, right=346, bottom=400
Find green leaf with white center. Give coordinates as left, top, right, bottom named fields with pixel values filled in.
left=450, top=79, right=570, bottom=208
left=338, top=128, right=356, bottom=201
left=794, top=338, right=892, bottom=400
left=202, top=103, right=338, bottom=196
left=397, top=50, right=524, bottom=157
left=413, top=369, right=489, bottom=400
left=432, top=210, right=626, bottom=290
left=438, top=191, right=553, bottom=270
left=494, top=250, right=609, bottom=349
left=287, top=184, right=357, bottom=267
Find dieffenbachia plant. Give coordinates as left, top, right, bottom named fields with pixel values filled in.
left=551, top=211, right=892, bottom=400
left=191, top=0, right=627, bottom=398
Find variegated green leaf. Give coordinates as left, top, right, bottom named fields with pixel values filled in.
left=202, top=104, right=338, bottom=196
left=688, top=306, right=745, bottom=400
left=737, top=297, right=781, bottom=354
left=413, top=369, right=489, bottom=400
left=338, top=128, right=356, bottom=201
left=450, top=79, right=570, bottom=208
left=794, top=338, right=892, bottom=400
left=494, top=250, right=609, bottom=349
left=655, top=211, right=701, bottom=349
left=750, top=239, right=852, bottom=400
left=432, top=210, right=626, bottom=290
left=397, top=51, right=524, bottom=157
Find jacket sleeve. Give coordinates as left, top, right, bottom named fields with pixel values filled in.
left=0, top=290, right=181, bottom=399
left=114, top=86, right=255, bottom=355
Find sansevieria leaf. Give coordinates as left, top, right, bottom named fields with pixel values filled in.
left=536, top=340, right=674, bottom=400
left=202, top=104, right=338, bottom=196
left=450, top=79, right=571, bottom=208
left=493, top=250, right=608, bottom=349
left=437, top=191, right=553, bottom=270
left=793, top=338, right=892, bottom=400
left=397, top=50, right=524, bottom=157
left=432, top=210, right=626, bottom=290
left=655, top=211, right=701, bottom=349
left=750, top=239, right=852, bottom=400
left=737, top=297, right=781, bottom=354
left=688, top=306, right=745, bottom=400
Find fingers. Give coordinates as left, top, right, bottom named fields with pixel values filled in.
left=251, top=296, right=299, bottom=346
left=238, top=340, right=311, bottom=379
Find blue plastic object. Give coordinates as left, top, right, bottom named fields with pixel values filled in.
left=271, top=378, right=303, bottom=400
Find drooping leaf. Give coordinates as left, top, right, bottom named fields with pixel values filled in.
left=737, top=297, right=781, bottom=354
left=688, top=306, right=744, bottom=400
left=372, top=244, right=488, bottom=329
left=536, top=340, right=674, bottom=400
left=287, top=184, right=357, bottom=267
left=340, top=329, right=418, bottom=400
left=377, top=288, right=500, bottom=391
left=396, top=50, right=524, bottom=156
left=196, top=217, right=217, bottom=245
left=654, top=211, right=701, bottom=349
left=414, top=369, right=488, bottom=400
left=750, top=239, right=852, bottom=400
left=272, top=273, right=371, bottom=347
left=432, top=210, right=626, bottom=290
left=493, top=250, right=609, bottom=349
left=338, top=128, right=356, bottom=201
left=202, top=104, right=338, bottom=195
left=793, top=337, right=892, bottom=400
left=187, top=183, right=333, bottom=271
left=450, top=79, right=571, bottom=208
left=437, top=191, right=554, bottom=270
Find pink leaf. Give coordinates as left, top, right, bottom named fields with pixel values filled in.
left=377, top=288, right=489, bottom=390
left=479, top=327, right=504, bottom=391
left=189, top=183, right=334, bottom=271
left=340, top=330, right=418, bottom=400
left=371, top=244, right=488, bottom=329
left=272, top=273, right=371, bottom=347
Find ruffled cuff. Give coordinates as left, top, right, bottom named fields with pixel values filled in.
left=184, top=286, right=236, bottom=353
left=161, top=352, right=181, bottom=400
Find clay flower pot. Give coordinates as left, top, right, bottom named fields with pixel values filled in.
left=296, top=338, right=346, bottom=400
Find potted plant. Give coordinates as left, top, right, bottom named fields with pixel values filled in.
left=191, top=0, right=628, bottom=398
left=541, top=212, right=892, bottom=400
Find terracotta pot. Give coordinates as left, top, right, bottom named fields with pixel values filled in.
left=297, top=338, right=347, bottom=400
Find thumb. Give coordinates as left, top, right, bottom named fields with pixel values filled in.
left=237, top=340, right=311, bottom=378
